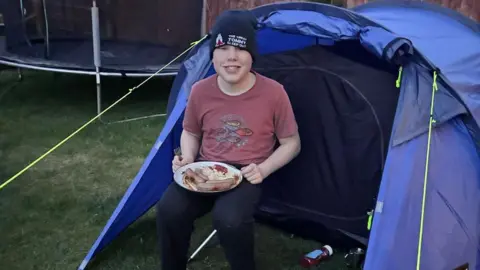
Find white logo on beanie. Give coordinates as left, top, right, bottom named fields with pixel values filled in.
left=215, top=34, right=225, bottom=47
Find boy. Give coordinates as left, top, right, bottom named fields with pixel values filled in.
left=156, top=9, right=300, bottom=270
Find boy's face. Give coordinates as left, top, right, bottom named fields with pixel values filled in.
left=212, top=45, right=253, bottom=85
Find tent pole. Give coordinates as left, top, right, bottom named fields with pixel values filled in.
left=188, top=229, right=217, bottom=262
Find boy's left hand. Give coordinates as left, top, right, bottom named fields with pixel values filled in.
left=241, top=163, right=266, bottom=184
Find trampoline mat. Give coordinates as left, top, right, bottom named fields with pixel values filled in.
left=0, top=38, right=184, bottom=74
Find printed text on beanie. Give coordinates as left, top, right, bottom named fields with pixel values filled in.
left=215, top=33, right=248, bottom=49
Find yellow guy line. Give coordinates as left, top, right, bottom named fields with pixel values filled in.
left=0, top=35, right=207, bottom=191
left=416, top=70, right=439, bottom=270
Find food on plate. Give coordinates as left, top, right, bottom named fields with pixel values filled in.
left=196, top=178, right=236, bottom=192
left=182, top=164, right=241, bottom=192
left=185, top=168, right=207, bottom=183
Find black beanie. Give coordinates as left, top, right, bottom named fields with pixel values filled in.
left=209, top=10, right=258, bottom=61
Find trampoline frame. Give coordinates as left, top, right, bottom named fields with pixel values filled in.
left=1, top=0, right=184, bottom=124
left=0, top=59, right=177, bottom=77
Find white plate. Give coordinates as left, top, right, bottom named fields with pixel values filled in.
left=173, top=161, right=243, bottom=193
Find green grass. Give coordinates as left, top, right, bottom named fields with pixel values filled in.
left=0, top=69, right=348, bottom=270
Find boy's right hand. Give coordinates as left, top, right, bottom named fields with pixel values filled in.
left=172, top=155, right=193, bottom=172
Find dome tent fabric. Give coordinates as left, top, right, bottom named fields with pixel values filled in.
left=78, top=2, right=480, bottom=270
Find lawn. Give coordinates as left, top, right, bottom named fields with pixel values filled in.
left=0, top=69, right=349, bottom=270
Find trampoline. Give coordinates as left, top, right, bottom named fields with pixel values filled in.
left=0, top=0, right=204, bottom=116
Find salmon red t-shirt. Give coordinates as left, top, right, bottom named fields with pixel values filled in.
left=183, top=72, right=298, bottom=166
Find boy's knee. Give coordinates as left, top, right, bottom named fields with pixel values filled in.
left=156, top=193, right=183, bottom=224
left=212, top=208, right=253, bottom=232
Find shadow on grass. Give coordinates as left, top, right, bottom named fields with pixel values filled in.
left=86, top=215, right=160, bottom=269
left=83, top=213, right=223, bottom=270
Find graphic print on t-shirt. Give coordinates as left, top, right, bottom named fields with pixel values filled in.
left=214, top=114, right=253, bottom=148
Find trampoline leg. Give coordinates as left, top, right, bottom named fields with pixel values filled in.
left=92, top=2, right=104, bottom=123
left=96, top=83, right=101, bottom=116
left=95, top=69, right=102, bottom=120
left=17, top=68, right=23, bottom=81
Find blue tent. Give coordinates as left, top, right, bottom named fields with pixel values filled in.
left=79, top=1, right=480, bottom=270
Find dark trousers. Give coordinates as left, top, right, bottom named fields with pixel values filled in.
left=156, top=179, right=262, bottom=270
